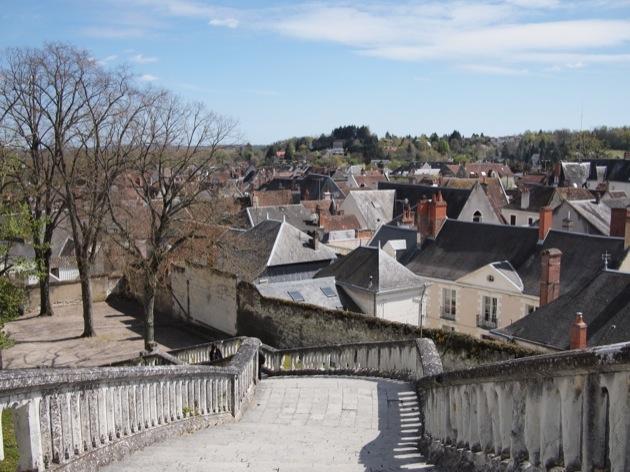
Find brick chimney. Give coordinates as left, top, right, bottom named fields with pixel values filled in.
left=402, top=198, right=413, bottom=225
left=416, top=196, right=430, bottom=239
left=539, top=206, right=553, bottom=241
left=610, top=207, right=630, bottom=249
left=540, top=248, right=562, bottom=306
left=429, top=191, right=447, bottom=239
left=569, top=312, right=587, bottom=349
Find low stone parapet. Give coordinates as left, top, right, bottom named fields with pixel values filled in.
left=417, top=342, right=630, bottom=471
left=261, top=338, right=443, bottom=381
left=0, top=337, right=260, bottom=471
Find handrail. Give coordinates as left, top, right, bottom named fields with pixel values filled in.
left=417, top=341, right=630, bottom=471
left=0, top=337, right=260, bottom=471
left=261, top=338, right=442, bottom=381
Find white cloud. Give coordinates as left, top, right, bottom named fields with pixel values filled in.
left=460, top=64, right=529, bottom=75
left=139, top=74, right=158, bottom=82
left=98, top=0, right=630, bottom=70
left=209, top=18, right=239, bottom=28
left=131, top=53, right=158, bottom=64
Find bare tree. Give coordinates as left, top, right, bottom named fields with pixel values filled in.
left=0, top=45, right=69, bottom=317
left=49, top=46, right=143, bottom=337
left=109, top=91, right=236, bottom=351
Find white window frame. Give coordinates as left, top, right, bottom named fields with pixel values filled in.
left=442, top=288, right=457, bottom=319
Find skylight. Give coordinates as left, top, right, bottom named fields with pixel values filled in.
left=320, top=286, right=336, bottom=298
left=288, top=290, right=305, bottom=302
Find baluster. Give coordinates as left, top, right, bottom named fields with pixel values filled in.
left=14, top=399, right=44, bottom=471
left=49, top=395, right=63, bottom=463
left=128, top=386, right=137, bottom=433
left=70, top=393, right=82, bottom=456
left=157, top=382, right=164, bottom=424
left=87, top=390, right=99, bottom=448
left=38, top=397, right=54, bottom=465
left=121, top=386, right=130, bottom=436
left=200, top=379, right=207, bottom=415
left=176, top=381, right=183, bottom=419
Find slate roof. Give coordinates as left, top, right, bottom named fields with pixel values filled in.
left=403, top=219, right=626, bottom=297
left=516, top=230, right=626, bottom=296
left=498, top=270, right=630, bottom=349
left=403, top=220, right=540, bottom=282
left=316, top=245, right=424, bottom=293
left=369, top=224, right=418, bottom=259
left=343, top=190, right=395, bottom=230
left=216, top=219, right=336, bottom=282
left=563, top=199, right=611, bottom=235
left=588, top=159, right=630, bottom=183
left=505, top=184, right=593, bottom=212
left=378, top=181, right=471, bottom=219
left=255, top=276, right=344, bottom=310
left=246, top=205, right=315, bottom=233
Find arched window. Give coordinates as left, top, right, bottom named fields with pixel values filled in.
left=473, top=211, right=482, bottom=223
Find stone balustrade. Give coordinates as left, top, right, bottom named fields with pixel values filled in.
left=0, top=337, right=260, bottom=471
left=261, top=338, right=443, bottom=381
left=417, top=341, right=630, bottom=472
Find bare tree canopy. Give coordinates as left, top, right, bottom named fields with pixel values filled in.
left=109, top=90, right=237, bottom=350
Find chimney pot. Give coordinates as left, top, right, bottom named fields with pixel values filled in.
left=540, top=247, right=562, bottom=306
left=569, top=312, right=588, bottom=350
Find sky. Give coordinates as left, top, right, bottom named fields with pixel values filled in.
left=2, top=0, right=630, bottom=144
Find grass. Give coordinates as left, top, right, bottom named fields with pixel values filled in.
left=0, top=409, right=19, bottom=472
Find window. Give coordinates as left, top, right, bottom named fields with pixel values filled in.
left=320, top=287, right=336, bottom=298
left=442, top=288, right=456, bottom=319
left=526, top=304, right=536, bottom=315
left=510, top=215, right=517, bottom=226
left=483, top=296, right=498, bottom=323
left=487, top=275, right=494, bottom=282
left=528, top=217, right=534, bottom=225
left=473, top=211, right=482, bottom=223
left=288, top=291, right=305, bottom=302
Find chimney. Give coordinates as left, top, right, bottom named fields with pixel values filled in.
left=416, top=196, right=430, bottom=239
left=610, top=206, right=630, bottom=249
left=520, top=187, right=530, bottom=210
left=569, top=312, right=587, bottom=350
left=539, top=206, right=553, bottom=241
left=429, top=191, right=447, bottom=239
left=540, top=248, right=562, bottom=306
left=402, top=198, right=413, bottom=225
left=252, top=193, right=259, bottom=208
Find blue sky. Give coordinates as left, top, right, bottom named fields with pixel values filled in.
left=2, top=0, right=630, bottom=144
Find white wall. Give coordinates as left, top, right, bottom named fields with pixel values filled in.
left=170, top=264, right=238, bottom=335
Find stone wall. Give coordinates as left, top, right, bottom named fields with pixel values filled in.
left=236, top=281, right=536, bottom=371
left=26, top=275, right=115, bottom=311
left=170, top=263, right=238, bottom=335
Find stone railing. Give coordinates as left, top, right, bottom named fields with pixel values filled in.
left=108, top=338, right=245, bottom=367
left=261, top=338, right=443, bottom=381
left=417, top=341, right=630, bottom=472
left=168, top=337, right=244, bottom=365
left=0, top=337, right=260, bottom=471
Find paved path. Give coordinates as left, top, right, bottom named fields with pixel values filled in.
left=2, top=299, right=211, bottom=368
left=105, top=377, right=436, bottom=472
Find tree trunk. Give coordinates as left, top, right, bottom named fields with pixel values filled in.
left=143, top=271, right=158, bottom=352
left=37, top=247, right=54, bottom=317
left=77, top=257, right=95, bottom=337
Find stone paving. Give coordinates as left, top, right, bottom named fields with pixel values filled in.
left=2, top=299, right=211, bottom=368
left=105, top=377, right=436, bottom=472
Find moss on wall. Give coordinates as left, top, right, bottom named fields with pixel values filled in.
left=237, top=281, right=537, bottom=371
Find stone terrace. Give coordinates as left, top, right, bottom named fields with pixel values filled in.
left=103, top=377, right=436, bottom=472
left=2, top=300, right=211, bottom=368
